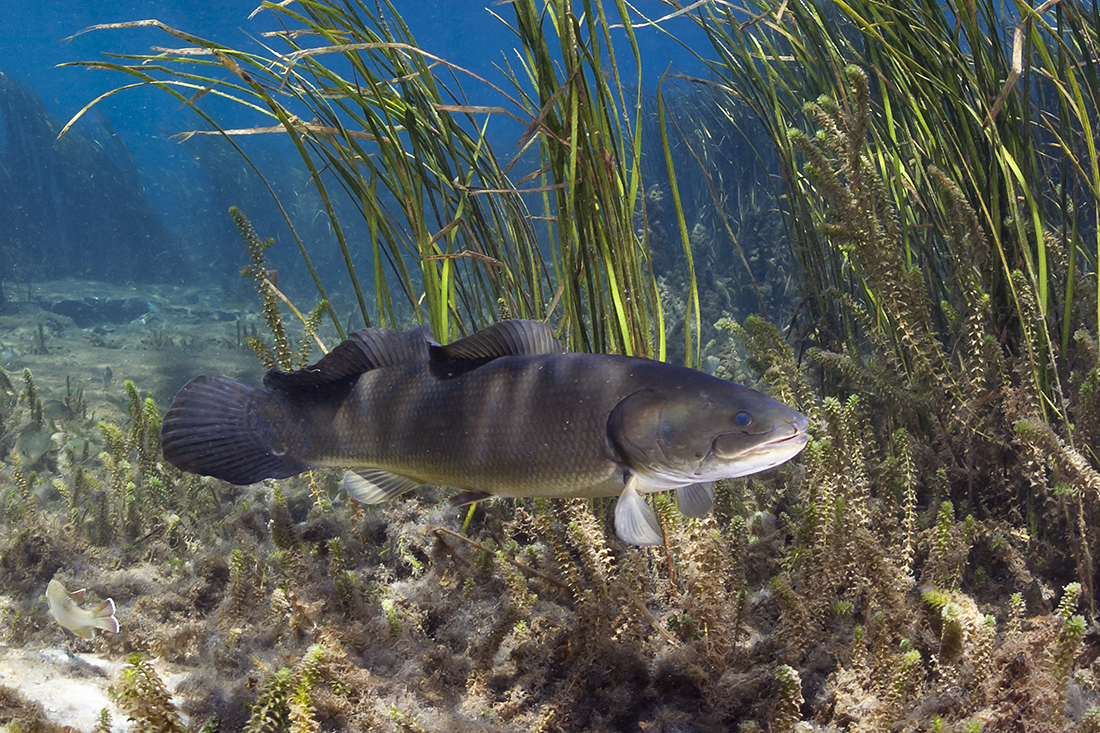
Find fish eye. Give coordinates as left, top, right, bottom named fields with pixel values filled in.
left=734, top=411, right=752, bottom=427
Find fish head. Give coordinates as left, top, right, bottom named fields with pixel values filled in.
left=609, top=378, right=809, bottom=486
left=697, top=390, right=809, bottom=478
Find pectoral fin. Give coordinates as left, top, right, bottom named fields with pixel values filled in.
left=344, top=470, right=423, bottom=504
left=676, top=482, right=715, bottom=518
left=614, top=476, right=664, bottom=546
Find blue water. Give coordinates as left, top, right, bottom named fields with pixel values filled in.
left=0, top=1, right=706, bottom=302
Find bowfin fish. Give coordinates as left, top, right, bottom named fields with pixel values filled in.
left=46, top=578, right=119, bottom=640
left=162, top=320, right=809, bottom=545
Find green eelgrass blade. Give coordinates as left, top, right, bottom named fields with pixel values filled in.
left=66, top=0, right=670, bottom=358
left=657, top=82, right=701, bottom=366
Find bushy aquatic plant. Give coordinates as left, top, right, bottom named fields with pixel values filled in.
left=244, top=667, right=293, bottom=733
left=677, top=0, right=1100, bottom=570
left=772, top=664, right=803, bottom=733
left=110, top=653, right=185, bottom=733
left=243, top=645, right=329, bottom=733
left=232, top=206, right=328, bottom=371
left=684, top=0, right=1099, bottom=368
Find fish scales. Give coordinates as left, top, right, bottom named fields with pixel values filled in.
left=310, top=354, right=647, bottom=496
left=162, top=320, right=809, bottom=545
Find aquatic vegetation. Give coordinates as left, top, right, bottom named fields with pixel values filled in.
left=641, top=86, right=794, bottom=364
left=91, top=709, right=111, bottom=733
left=772, top=665, right=802, bottom=733
left=688, top=0, right=1099, bottom=359
left=62, top=0, right=689, bottom=358
left=110, top=654, right=185, bottom=733
left=695, top=45, right=1099, bottom=729
left=7, top=0, right=1092, bottom=730
left=242, top=644, right=329, bottom=733
left=0, top=345, right=1093, bottom=731
left=244, top=667, right=293, bottom=733
left=231, top=206, right=327, bottom=371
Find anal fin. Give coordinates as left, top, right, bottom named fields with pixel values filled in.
left=614, top=475, right=664, bottom=545
left=448, top=490, right=494, bottom=507
left=344, top=470, right=423, bottom=504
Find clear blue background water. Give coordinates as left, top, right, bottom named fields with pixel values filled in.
left=0, top=2, right=704, bottom=273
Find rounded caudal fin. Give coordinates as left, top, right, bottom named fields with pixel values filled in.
left=161, top=375, right=309, bottom=484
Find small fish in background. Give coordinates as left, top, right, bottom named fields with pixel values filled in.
left=41, top=399, right=73, bottom=421
left=46, top=578, right=119, bottom=640
left=162, top=320, right=809, bottom=545
left=0, top=342, right=17, bottom=369
left=13, top=424, right=57, bottom=470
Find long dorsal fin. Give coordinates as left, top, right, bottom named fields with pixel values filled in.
left=432, top=320, right=562, bottom=361
left=264, top=323, right=433, bottom=393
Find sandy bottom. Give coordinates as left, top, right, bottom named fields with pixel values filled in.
left=0, top=646, right=123, bottom=731
left=0, top=645, right=191, bottom=732
left=0, top=278, right=281, bottom=413
left=0, top=278, right=272, bottom=731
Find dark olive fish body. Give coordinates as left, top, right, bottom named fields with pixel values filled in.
left=162, top=321, right=809, bottom=544
left=315, top=353, right=636, bottom=496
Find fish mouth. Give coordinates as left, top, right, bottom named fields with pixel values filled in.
left=713, top=420, right=808, bottom=457
left=765, top=428, right=809, bottom=449
left=702, top=423, right=809, bottom=479
left=757, top=423, right=810, bottom=456
left=738, top=428, right=808, bottom=460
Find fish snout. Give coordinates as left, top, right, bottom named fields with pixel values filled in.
left=754, top=409, right=811, bottom=462
left=771, top=410, right=810, bottom=448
